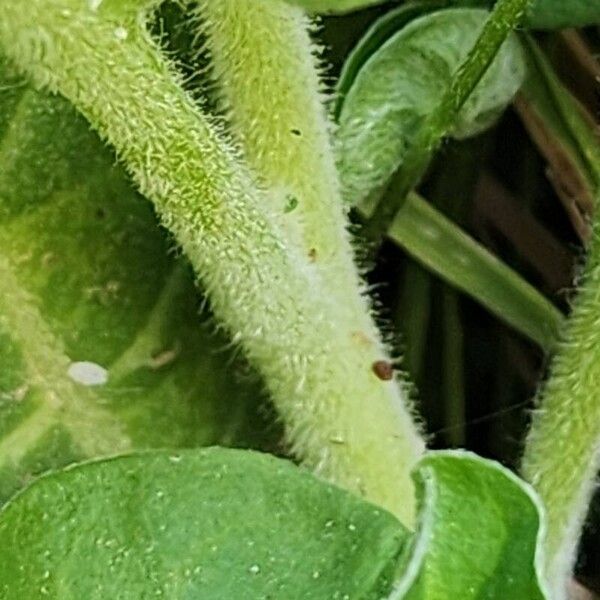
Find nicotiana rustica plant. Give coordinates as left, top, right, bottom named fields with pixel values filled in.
left=0, top=0, right=598, bottom=598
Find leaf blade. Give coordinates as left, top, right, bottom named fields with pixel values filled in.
left=388, top=193, right=563, bottom=351
left=0, top=448, right=407, bottom=599
left=0, top=73, right=270, bottom=503
left=336, top=8, right=526, bottom=207
left=391, top=451, right=549, bottom=599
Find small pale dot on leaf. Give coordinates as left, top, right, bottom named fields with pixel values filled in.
left=67, top=361, right=108, bottom=386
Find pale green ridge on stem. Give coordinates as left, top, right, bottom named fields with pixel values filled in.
left=0, top=0, right=424, bottom=524
left=0, top=252, right=131, bottom=466
left=522, top=211, right=600, bottom=599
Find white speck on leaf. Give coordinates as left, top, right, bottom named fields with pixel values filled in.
left=67, top=361, right=108, bottom=386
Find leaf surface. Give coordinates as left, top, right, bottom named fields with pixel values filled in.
left=526, top=0, right=600, bottom=29
left=336, top=8, right=526, bottom=206
left=334, top=1, right=448, bottom=120
left=453, top=0, right=600, bottom=28
left=0, top=68, right=269, bottom=503
left=285, top=0, right=600, bottom=28
left=0, top=448, right=407, bottom=599
left=0, top=447, right=550, bottom=599
left=391, top=451, right=549, bottom=599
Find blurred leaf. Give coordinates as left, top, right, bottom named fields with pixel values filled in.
left=440, top=286, right=466, bottom=446
left=516, top=37, right=600, bottom=237
left=0, top=448, right=407, bottom=599
left=448, top=1, right=600, bottom=29
left=525, top=0, right=600, bottom=29
left=388, top=193, right=563, bottom=351
left=285, top=0, right=386, bottom=13
left=0, top=68, right=269, bottom=503
left=395, top=261, right=433, bottom=381
left=336, top=8, right=526, bottom=206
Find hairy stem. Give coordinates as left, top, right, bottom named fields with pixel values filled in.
left=0, top=0, right=424, bottom=524
left=198, top=1, right=426, bottom=520
left=197, top=0, right=407, bottom=393
left=522, top=212, right=600, bottom=597
left=198, top=0, right=348, bottom=282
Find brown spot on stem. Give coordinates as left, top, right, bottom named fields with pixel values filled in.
left=372, top=360, right=394, bottom=381
left=308, top=248, right=317, bottom=262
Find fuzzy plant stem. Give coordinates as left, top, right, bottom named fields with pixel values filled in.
left=197, top=0, right=349, bottom=282
left=522, top=214, right=600, bottom=597
left=0, top=0, right=424, bottom=525
left=196, top=0, right=393, bottom=371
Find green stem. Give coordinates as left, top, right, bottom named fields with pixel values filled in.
left=441, top=286, right=466, bottom=447
left=197, top=0, right=425, bottom=521
left=521, top=211, right=600, bottom=597
left=197, top=0, right=360, bottom=297
left=365, top=0, right=534, bottom=241
left=0, top=0, right=424, bottom=525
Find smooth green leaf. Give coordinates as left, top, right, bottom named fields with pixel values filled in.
left=388, top=193, right=563, bottom=351
left=391, top=451, right=549, bottom=599
left=0, top=448, right=407, bottom=599
left=0, top=447, right=551, bottom=598
left=0, top=72, right=270, bottom=503
left=334, top=1, right=449, bottom=120
left=337, top=8, right=526, bottom=206
left=448, top=1, right=600, bottom=29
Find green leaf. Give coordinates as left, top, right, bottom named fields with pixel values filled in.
left=284, top=0, right=386, bottom=13
left=525, top=0, right=600, bottom=29
left=0, top=448, right=407, bottom=599
left=0, top=72, right=270, bottom=503
left=446, top=1, right=600, bottom=29
left=520, top=36, right=600, bottom=188
left=337, top=8, right=526, bottom=206
left=392, top=451, right=549, bottom=599
left=334, top=1, right=449, bottom=120
left=388, top=193, right=563, bottom=351
left=0, top=448, right=550, bottom=598
left=516, top=36, right=599, bottom=239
